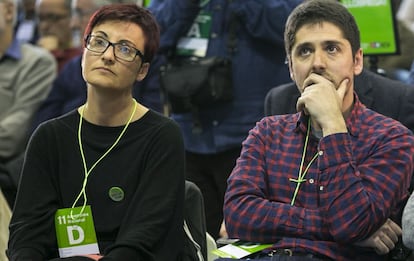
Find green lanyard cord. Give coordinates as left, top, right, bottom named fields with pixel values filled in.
left=199, top=0, right=209, bottom=8
left=289, top=118, right=320, bottom=206
left=70, top=99, right=137, bottom=218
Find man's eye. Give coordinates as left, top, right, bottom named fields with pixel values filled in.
left=327, top=45, right=338, bottom=53
left=299, top=48, right=311, bottom=56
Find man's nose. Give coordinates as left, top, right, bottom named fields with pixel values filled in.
left=311, top=49, right=326, bottom=70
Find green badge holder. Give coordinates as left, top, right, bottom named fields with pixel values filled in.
left=55, top=205, right=99, bottom=258
left=176, top=11, right=212, bottom=57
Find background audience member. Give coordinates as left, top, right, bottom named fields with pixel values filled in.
left=0, top=0, right=56, bottom=206
left=8, top=4, right=185, bottom=260
left=0, top=190, right=11, bottom=261
left=15, top=0, right=39, bottom=44
left=31, top=0, right=162, bottom=133
left=223, top=0, right=414, bottom=260
left=409, top=60, right=414, bottom=85
left=70, top=0, right=97, bottom=48
left=369, top=0, right=414, bottom=83
left=71, top=0, right=140, bottom=48
left=403, top=189, right=414, bottom=250
left=149, top=0, right=302, bottom=239
left=397, top=0, right=414, bottom=34
left=35, top=0, right=82, bottom=71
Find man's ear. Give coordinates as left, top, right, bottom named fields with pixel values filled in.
left=353, top=48, right=363, bottom=76
left=136, top=62, right=149, bottom=81
left=287, top=57, right=295, bottom=81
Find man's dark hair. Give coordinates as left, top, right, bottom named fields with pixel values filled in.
left=284, top=0, right=360, bottom=59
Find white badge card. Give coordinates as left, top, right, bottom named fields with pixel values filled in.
left=212, top=242, right=273, bottom=259
left=176, top=11, right=212, bottom=57
left=55, top=206, right=100, bottom=258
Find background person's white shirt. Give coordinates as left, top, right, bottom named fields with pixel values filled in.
left=0, top=190, right=11, bottom=261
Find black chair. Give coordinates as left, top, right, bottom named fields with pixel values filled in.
left=184, top=180, right=208, bottom=261
left=0, top=154, right=24, bottom=208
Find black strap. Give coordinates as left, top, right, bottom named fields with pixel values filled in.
left=227, top=12, right=238, bottom=55
left=162, top=3, right=239, bottom=134
left=189, top=9, right=238, bottom=132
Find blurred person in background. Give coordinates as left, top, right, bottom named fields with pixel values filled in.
left=15, top=0, right=39, bottom=44
left=70, top=0, right=102, bottom=48
left=369, top=0, right=414, bottom=83
left=409, top=60, right=414, bottom=85
left=149, top=0, right=303, bottom=239
left=403, top=186, right=414, bottom=251
left=35, top=0, right=82, bottom=71
left=398, top=0, right=414, bottom=34
left=0, top=190, right=11, bottom=261
left=0, top=0, right=56, bottom=206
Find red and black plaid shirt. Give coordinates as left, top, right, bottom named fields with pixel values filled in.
left=224, top=95, right=414, bottom=261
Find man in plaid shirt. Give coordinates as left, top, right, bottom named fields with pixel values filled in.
left=222, top=0, right=414, bottom=260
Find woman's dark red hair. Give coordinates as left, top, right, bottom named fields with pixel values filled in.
left=83, top=4, right=160, bottom=63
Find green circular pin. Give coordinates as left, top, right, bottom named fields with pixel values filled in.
left=109, top=187, right=124, bottom=202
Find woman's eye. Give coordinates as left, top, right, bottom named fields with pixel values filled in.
left=92, top=38, right=106, bottom=47
left=118, top=45, right=132, bottom=54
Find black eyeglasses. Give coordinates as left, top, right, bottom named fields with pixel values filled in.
left=85, top=35, right=145, bottom=63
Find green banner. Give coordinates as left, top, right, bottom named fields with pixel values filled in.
left=340, top=0, right=398, bottom=55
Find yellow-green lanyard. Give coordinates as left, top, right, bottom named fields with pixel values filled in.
left=71, top=100, right=137, bottom=217
left=289, top=118, right=319, bottom=206
left=200, top=0, right=209, bottom=7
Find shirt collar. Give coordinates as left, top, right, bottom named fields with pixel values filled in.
left=2, top=38, right=22, bottom=61
left=345, top=93, right=364, bottom=137
left=295, top=92, right=363, bottom=137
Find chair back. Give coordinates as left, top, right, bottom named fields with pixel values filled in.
left=183, top=180, right=208, bottom=261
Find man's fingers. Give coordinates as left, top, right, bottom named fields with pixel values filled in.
left=378, top=232, right=396, bottom=250
left=296, top=98, right=304, bottom=113
left=336, top=78, right=349, bottom=100
left=374, top=236, right=392, bottom=255
left=381, top=219, right=401, bottom=243
left=386, top=219, right=402, bottom=236
left=296, top=97, right=309, bottom=114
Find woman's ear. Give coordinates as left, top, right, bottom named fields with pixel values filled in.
left=136, top=62, right=149, bottom=81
